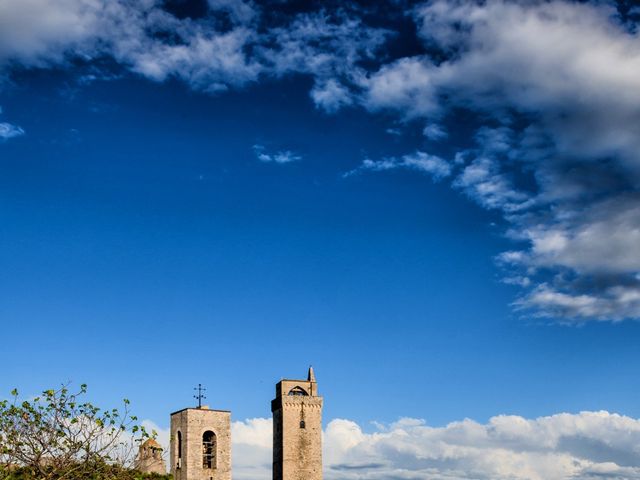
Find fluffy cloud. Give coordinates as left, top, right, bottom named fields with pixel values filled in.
left=0, top=0, right=102, bottom=68
left=145, top=411, right=640, bottom=480
left=232, top=418, right=272, bottom=480
left=310, top=78, right=354, bottom=113
left=365, top=57, right=440, bottom=118
left=0, top=0, right=386, bottom=94
left=323, top=411, right=640, bottom=480
left=0, top=0, right=262, bottom=90
left=356, top=1, right=640, bottom=322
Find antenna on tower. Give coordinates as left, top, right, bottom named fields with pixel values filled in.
left=193, top=384, right=207, bottom=408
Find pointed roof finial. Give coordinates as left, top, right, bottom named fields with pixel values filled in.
left=307, top=365, right=316, bottom=382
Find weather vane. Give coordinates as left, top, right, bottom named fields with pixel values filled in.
left=193, top=383, right=206, bottom=408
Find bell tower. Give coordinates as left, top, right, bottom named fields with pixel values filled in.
left=170, top=386, right=231, bottom=480
left=271, top=367, right=323, bottom=480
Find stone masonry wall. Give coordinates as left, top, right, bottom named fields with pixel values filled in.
left=272, top=378, right=323, bottom=480
left=170, top=408, right=231, bottom=480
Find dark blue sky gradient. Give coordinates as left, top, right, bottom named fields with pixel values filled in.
left=2, top=69, right=640, bottom=429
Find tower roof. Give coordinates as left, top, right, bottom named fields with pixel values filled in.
left=307, top=366, right=316, bottom=382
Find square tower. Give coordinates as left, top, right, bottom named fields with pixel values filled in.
left=271, top=367, right=323, bottom=480
left=170, top=407, right=231, bottom=480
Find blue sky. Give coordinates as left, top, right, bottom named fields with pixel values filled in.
left=2, top=1, right=640, bottom=478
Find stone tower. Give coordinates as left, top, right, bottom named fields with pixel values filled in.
left=271, top=367, right=323, bottom=480
left=135, top=438, right=166, bottom=475
left=170, top=406, right=231, bottom=480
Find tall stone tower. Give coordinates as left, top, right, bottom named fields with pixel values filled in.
left=271, top=367, right=323, bottom=480
left=170, top=406, right=231, bottom=480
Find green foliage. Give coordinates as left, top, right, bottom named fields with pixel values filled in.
left=0, top=464, right=172, bottom=480
left=0, top=384, right=155, bottom=480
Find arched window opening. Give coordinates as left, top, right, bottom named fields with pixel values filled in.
left=300, top=420, right=306, bottom=429
left=288, top=386, right=308, bottom=396
left=177, top=431, right=182, bottom=468
left=202, top=430, right=217, bottom=469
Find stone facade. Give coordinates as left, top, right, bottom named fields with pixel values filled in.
left=170, top=407, right=231, bottom=480
left=271, top=367, right=323, bottom=480
left=135, top=438, right=166, bottom=475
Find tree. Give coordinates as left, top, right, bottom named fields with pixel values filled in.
left=0, top=384, right=155, bottom=480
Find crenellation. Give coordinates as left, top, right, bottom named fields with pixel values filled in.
left=272, top=367, right=323, bottom=480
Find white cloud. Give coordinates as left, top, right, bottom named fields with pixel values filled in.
left=0, top=0, right=262, bottom=90
left=0, top=1, right=386, bottom=96
left=0, top=122, right=24, bottom=140
left=353, top=0, right=640, bottom=322
left=260, top=12, right=388, bottom=80
left=423, top=123, right=447, bottom=141
left=365, top=57, right=439, bottom=118
left=0, top=106, right=24, bottom=140
left=453, top=157, right=530, bottom=212
left=0, top=0, right=102, bottom=68
left=347, top=151, right=451, bottom=181
left=516, top=283, right=640, bottom=323
left=402, top=151, right=451, bottom=180
left=3, top=0, right=640, bottom=321
left=252, top=144, right=301, bottom=164
left=522, top=194, right=640, bottom=275
left=233, top=418, right=272, bottom=480
left=310, top=78, right=353, bottom=113
left=183, top=411, right=640, bottom=480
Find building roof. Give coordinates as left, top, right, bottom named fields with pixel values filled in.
left=170, top=407, right=231, bottom=416
left=141, top=438, right=163, bottom=450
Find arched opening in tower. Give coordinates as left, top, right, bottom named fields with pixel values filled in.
left=202, top=430, right=217, bottom=469
left=287, top=386, right=308, bottom=396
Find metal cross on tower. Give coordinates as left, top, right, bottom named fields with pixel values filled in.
left=193, top=383, right=206, bottom=408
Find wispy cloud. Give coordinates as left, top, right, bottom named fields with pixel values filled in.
left=452, top=156, right=531, bottom=213
left=0, top=107, right=24, bottom=140
left=252, top=144, right=301, bottom=164
left=0, top=122, right=24, bottom=140
left=346, top=151, right=451, bottom=181
left=423, top=123, right=447, bottom=141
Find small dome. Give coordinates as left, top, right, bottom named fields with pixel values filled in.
left=141, top=438, right=163, bottom=450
